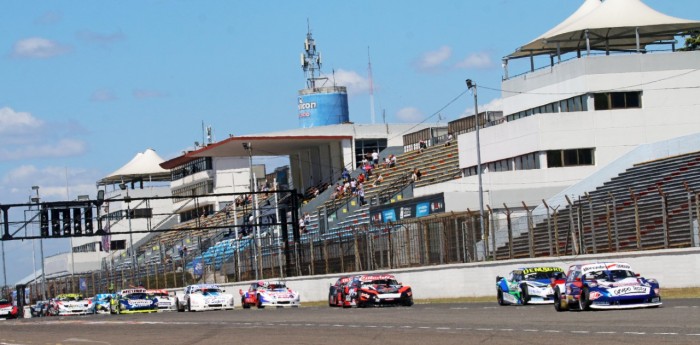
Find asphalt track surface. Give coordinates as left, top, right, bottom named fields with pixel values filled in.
left=1, top=299, right=699, bottom=345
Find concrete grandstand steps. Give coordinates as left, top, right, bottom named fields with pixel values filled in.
left=495, top=151, right=700, bottom=260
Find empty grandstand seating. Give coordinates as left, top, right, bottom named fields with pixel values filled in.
left=495, top=151, right=700, bottom=259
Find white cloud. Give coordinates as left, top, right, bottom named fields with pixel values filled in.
left=91, top=89, right=118, bottom=102
left=0, top=138, right=87, bottom=161
left=10, top=37, right=71, bottom=59
left=319, top=69, right=370, bottom=96
left=463, top=97, right=503, bottom=116
left=0, top=107, right=43, bottom=134
left=2, top=165, right=100, bottom=201
left=455, top=51, right=495, bottom=69
left=0, top=107, right=88, bottom=161
left=415, top=46, right=452, bottom=71
left=396, top=107, right=425, bottom=122
left=133, top=89, right=168, bottom=99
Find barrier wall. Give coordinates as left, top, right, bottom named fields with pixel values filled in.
left=213, top=248, right=700, bottom=303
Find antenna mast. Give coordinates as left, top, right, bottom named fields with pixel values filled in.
left=368, top=46, right=376, bottom=124
left=301, top=19, right=327, bottom=89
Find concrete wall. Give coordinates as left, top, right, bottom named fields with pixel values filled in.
left=210, top=248, right=700, bottom=303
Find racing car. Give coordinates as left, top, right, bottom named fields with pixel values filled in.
left=328, top=276, right=351, bottom=307
left=0, top=298, right=18, bottom=319
left=91, top=294, right=114, bottom=314
left=496, top=266, right=565, bottom=305
left=110, top=288, right=158, bottom=314
left=147, top=289, right=177, bottom=311
left=342, top=274, right=413, bottom=308
left=554, top=262, right=662, bottom=311
left=50, top=293, right=92, bottom=316
left=176, top=284, right=235, bottom=312
left=240, top=281, right=300, bottom=308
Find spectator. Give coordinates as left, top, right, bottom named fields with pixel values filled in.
left=371, top=150, right=379, bottom=167
left=299, top=217, right=306, bottom=233
left=383, top=157, right=391, bottom=169
left=350, top=178, right=357, bottom=194
left=411, top=168, right=422, bottom=182
left=374, top=174, right=384, bottom=187
left=303, top=212, right=311, bottom=228
left=445, top=133, right=453, bottom=147
left=357, top=184, right=366, bottom=206
left=390, top=154, right=397, bottom=168
left=182, top=246, right=188, bottom=258
left=419, top=139, right=427, bottom=153
left=341, top=168, right=350, bottom=182
left=358, top=173, right=366, bottom=184
left=363, top=162, right=373, bottom=177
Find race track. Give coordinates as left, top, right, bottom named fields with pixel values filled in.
left=1, top=299, right=699, bottom=345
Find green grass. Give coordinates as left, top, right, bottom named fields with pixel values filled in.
left=301, top=287, right=700, bottom=307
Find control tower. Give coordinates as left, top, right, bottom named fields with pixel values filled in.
left=298, top=25, right=349, bottom=128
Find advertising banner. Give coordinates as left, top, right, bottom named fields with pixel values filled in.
left=298, top=92, right=349, bottom=128
left=370, top=193, right=445, bottom=224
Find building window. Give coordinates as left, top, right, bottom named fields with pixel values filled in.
left=594, top=92, right=642, bottom=110
left=547, top=148, right=594, bottom=168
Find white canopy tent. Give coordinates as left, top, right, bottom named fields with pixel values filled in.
left=98, top=148, right=171, bottom=185
left=507, top=0, right=700, bottom=59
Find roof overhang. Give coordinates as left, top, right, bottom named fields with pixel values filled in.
left=160, top=135, right=352, bottom=169
left=506, top=0, right=700, bottom=59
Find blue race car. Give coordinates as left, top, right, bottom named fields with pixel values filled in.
left=496, top=266, right=565, bottom=305
left=91, top=294, right=115, bottom=314
left=110, top=288, right=158, bottom=314
left=554, top=262, right=662, bottom=311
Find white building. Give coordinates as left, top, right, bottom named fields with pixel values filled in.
left=417, top=0, right=700, bottom=212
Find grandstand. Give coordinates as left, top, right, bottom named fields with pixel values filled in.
left=495, top=151, right=700, bottom=259
left=19, top=0, right=700, bottom=296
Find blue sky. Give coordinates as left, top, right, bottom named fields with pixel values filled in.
left=1, top=0, right=699, bottom=285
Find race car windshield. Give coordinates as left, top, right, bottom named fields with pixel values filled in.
left=609, top=270, right=637, bottom=281
left=523, top=272, right=561, bottom=280
left=58, top=296, right=82, bottom=301
left=268, top=284, right=286, bottom=290
left=126, top=293, right=148, bottom=299
left=152, top=292, right=168, bottom=297
left=364, top=279, right=398, bottom=286
left=0, top=299, right=9, bottom=304
left=201, top=289, right=222, bottom=296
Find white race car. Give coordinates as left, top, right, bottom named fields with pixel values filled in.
left=50, top=293, right=92, bottom=316
left=240, top=281, right=301, bottom=308
left=147, top=289, right=177, bottom=311
left=175, top=284, right=235, bottom=312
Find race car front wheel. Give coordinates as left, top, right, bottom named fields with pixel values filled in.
left=520, top=283, right=530, bottom=305
left=256, top=295, right=264, bottom=309
left=554, top=289, right=567, bottom=312
left=497, top=289, right=506, bottom=306
left=242, top=297, right=250, bottom=309
left=578, top=287, right=592, bottom=311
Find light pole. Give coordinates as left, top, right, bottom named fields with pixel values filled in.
left=31, top=185, right=47, bottom=300
left=242, top=142, right=260, bottom=280
left=466, top=79, right=487, bottom=260
left=119, top=182, right=137, bottom=284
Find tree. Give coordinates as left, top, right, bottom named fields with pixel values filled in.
left=680, top=32, right=700, bottom=51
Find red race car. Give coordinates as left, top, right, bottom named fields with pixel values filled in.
left=0, top=298, right=19, bottom=319
left=328, top=276, right=352, bottom=307
left=342, top=274, right=413, bottom=308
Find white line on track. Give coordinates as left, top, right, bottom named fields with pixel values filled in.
left=571, top=331, right=590, bottom=334
left=653, top=333, right=677, bottom=335
left=624, top=332, right=647, bottom=335
left=595, top=332, right=616, bottom=334
left=543, top=330, right=560, bottom=333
